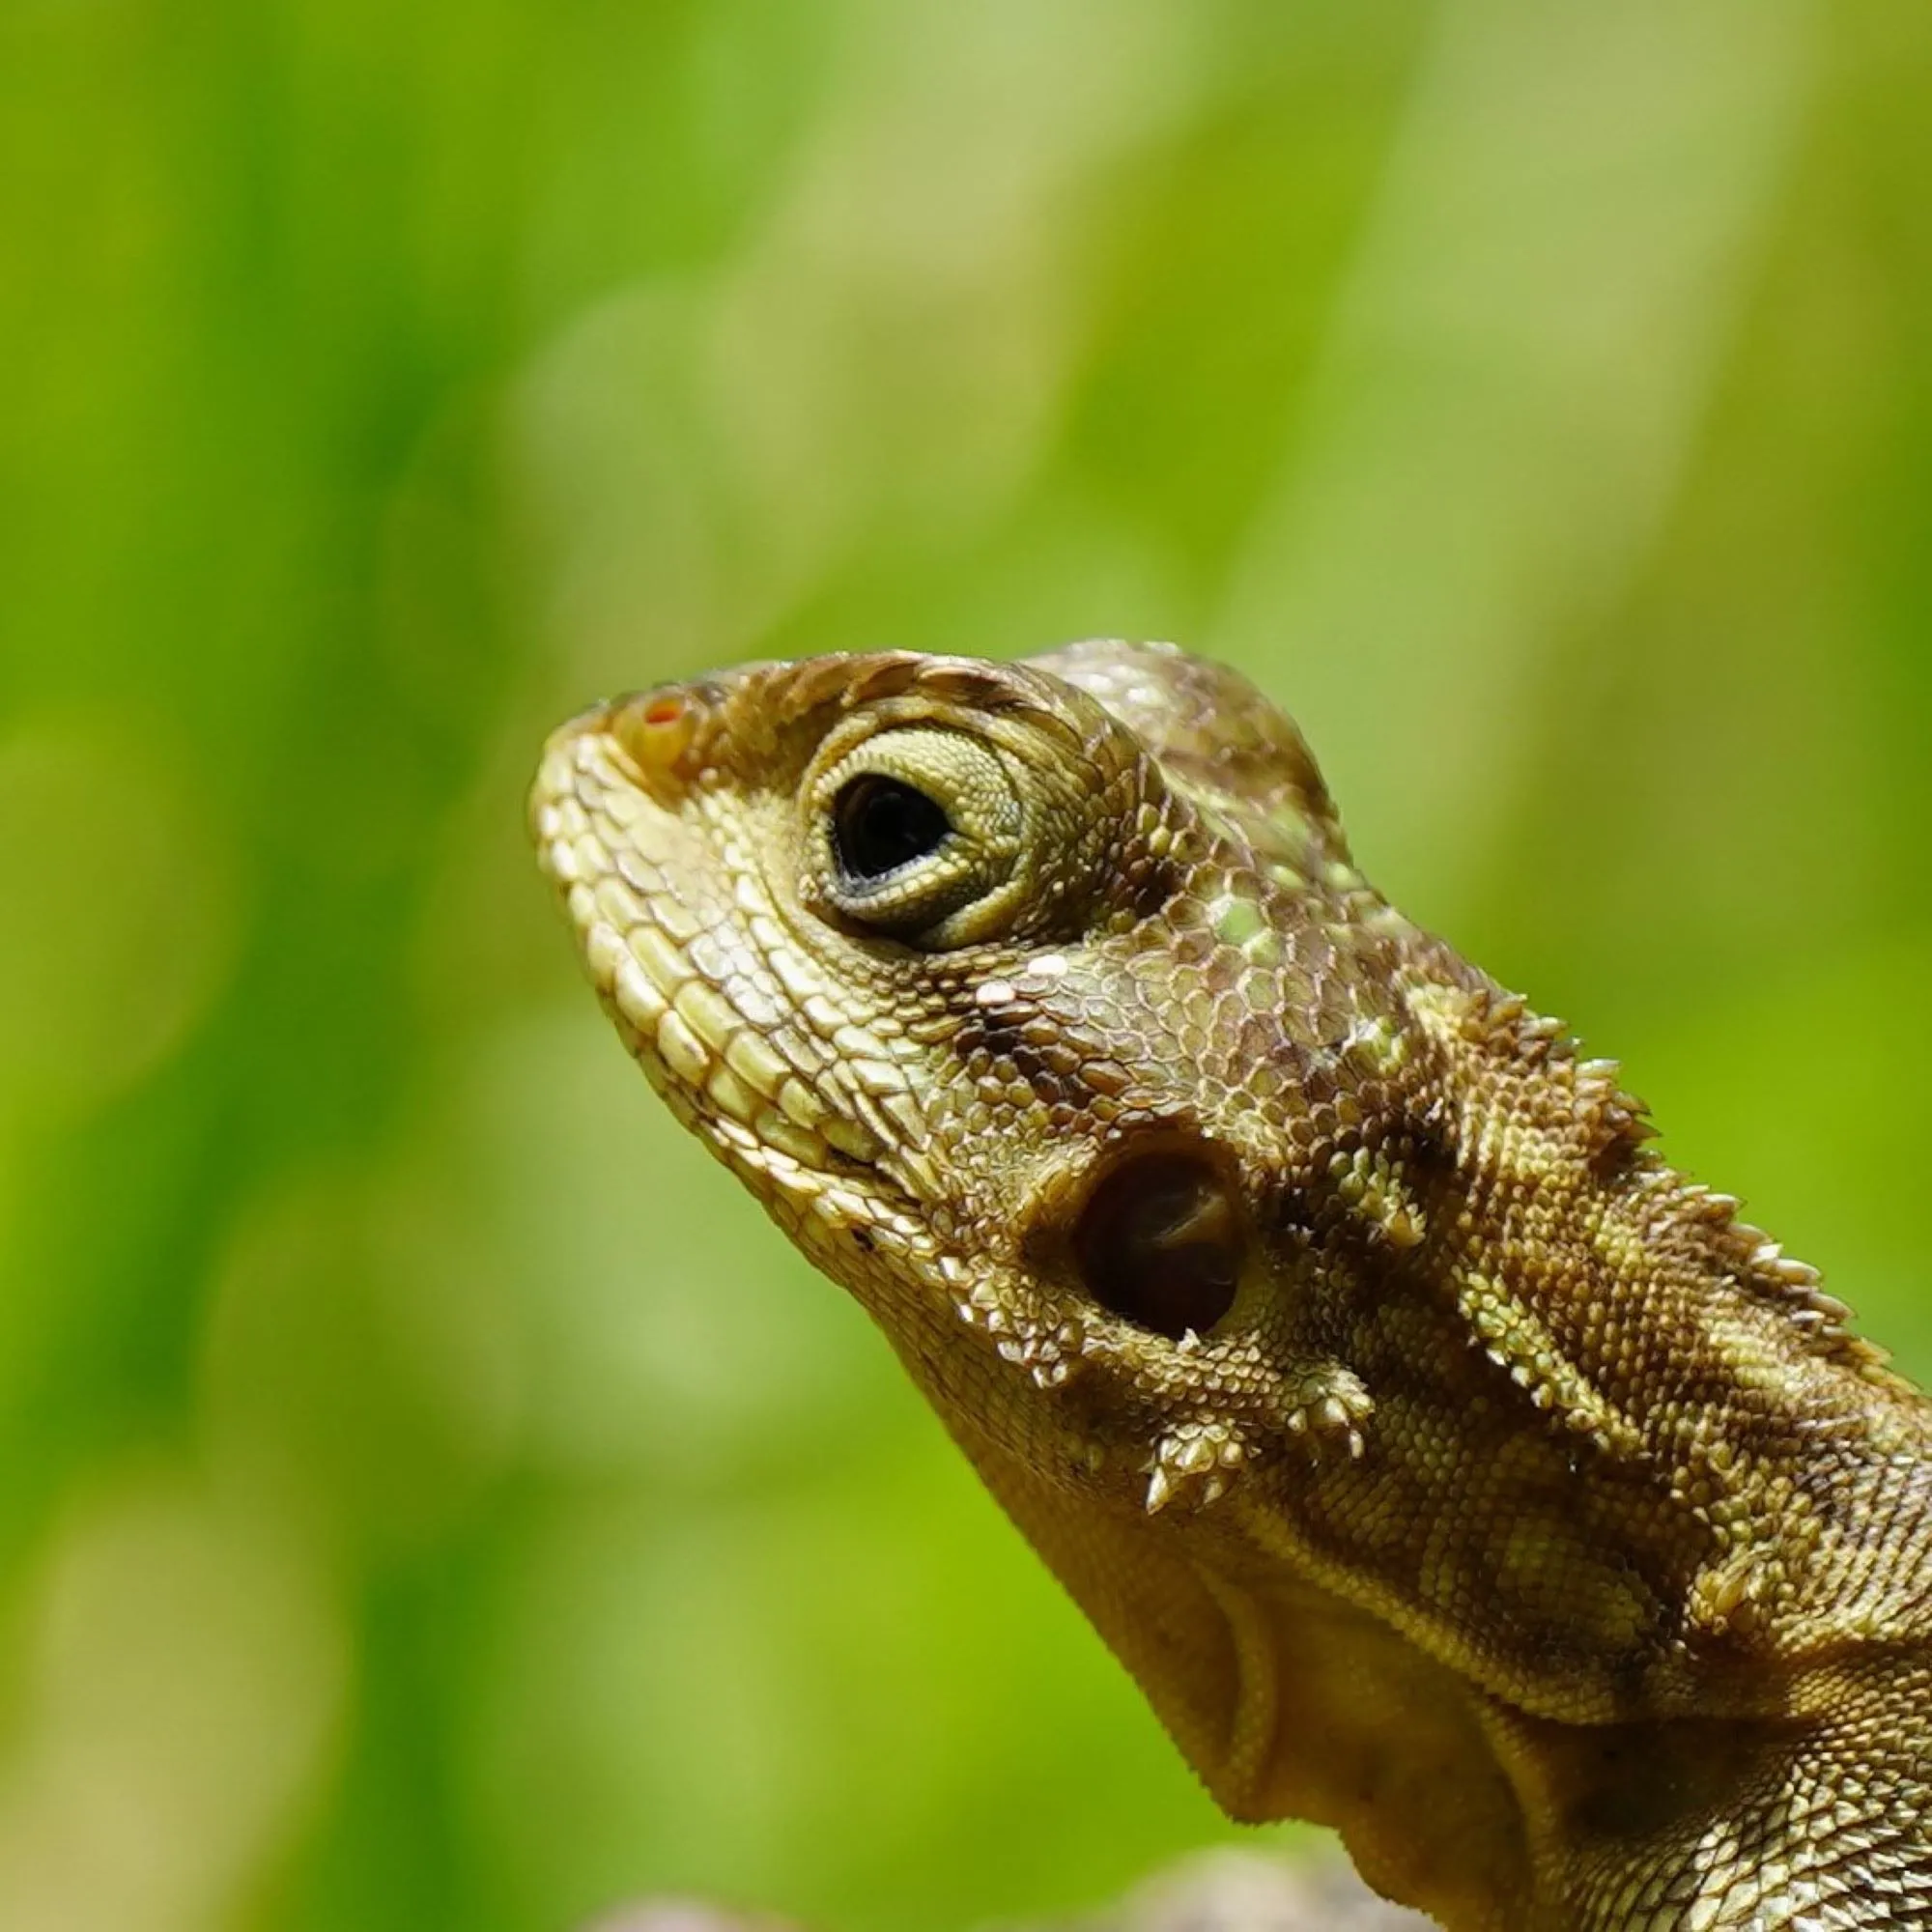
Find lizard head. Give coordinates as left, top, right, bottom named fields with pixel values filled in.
left=531, top=640, right=1922, bottom=1923
left=528, top=644, right=1195, bottom=1282
left=528, top=642, right=1410, bottom=1476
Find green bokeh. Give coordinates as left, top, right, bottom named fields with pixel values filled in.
left=2, top=3, right=1930, bottom=1928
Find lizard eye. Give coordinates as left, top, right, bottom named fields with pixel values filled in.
left=805, top=726, right=1025, bottom=948
left=832, top=775, right=952, bottom=884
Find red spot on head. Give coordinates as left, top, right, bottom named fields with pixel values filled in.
left=611, top=688, right=700, bottom=790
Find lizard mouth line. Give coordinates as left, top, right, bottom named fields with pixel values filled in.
left=530, top=722, right=929, bottom=1235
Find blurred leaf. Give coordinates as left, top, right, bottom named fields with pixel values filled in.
left=2, top=1, right=1930, bottom=1926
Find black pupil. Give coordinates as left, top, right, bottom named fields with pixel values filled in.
left=833, top=775, right=951, bottom=884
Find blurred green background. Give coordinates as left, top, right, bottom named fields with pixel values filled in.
left=3, top=1, right=1931, bottom=1927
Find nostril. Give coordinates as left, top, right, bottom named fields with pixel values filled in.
left=1073, top=1151, right=1243, bottom=1342
left=610, top=688, right=700, bottom=790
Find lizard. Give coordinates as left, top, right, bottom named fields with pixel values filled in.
left=529, top=640, right=1932, bottom=1930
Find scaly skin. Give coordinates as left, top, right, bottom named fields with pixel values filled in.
left=530, top=642, right=1932, bottom=1930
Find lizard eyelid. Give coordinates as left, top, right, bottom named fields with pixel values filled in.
left=804, top=724, right=1026, bottom=948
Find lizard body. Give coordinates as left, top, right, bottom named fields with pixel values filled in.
left=531, top=642, right=1932, bottom=1930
